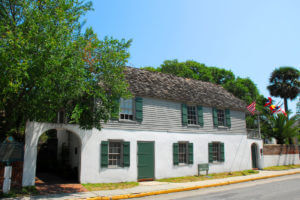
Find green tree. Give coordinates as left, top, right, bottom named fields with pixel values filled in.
left=261, top=112, right=299, bottom=144
left=210, top=67, right=235, bottom=85
left=267, top=67, right=300, bottom=114
left=160, top=59, right=200, bottom=80
left=0, top=0, right=131, bottom=140
left=159, top=59, right=235, bottom=84
left=223, top=78, right=260, bottom=104
left=140, top=66, right=159, bottom=72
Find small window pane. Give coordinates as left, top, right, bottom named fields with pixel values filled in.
left=187, top=106, right=197, bottom=125
left=109, top=142, right=121, bottom=167
left=217, top=109, right=225, bottom=126
left=179, top=143, right=188, bottom=164
left=120, top=98, right=133, bottom=120
left=212, top=142, right=220, bottom=162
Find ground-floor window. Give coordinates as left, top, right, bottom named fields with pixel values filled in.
left=178, top=142, right=188, bottom=164
left=209, top=142, right=225, bottom=163
left=108, top=141, right=122, bottom=167
left=212, top=142, right=221, bottom=161
left=101, top=140, right=130, bottom=168
left=173, top=142, right=193, bottom=165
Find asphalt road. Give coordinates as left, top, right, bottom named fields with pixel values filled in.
left=133, top=174, right=300, bottom=200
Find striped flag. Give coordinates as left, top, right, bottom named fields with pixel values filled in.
left=247, top=101, right=256, bottom=115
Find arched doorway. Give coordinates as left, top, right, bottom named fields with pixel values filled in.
left=251, top=143, right=258, bottom=169
left=36, top=129, right=81, bottom=184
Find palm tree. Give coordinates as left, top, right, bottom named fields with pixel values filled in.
left=267, top=67, right=299, bottom=116
left=262, top=112, right=299, bottom=144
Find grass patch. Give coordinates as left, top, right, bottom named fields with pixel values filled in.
left=157, top=170, right=259, bottom=183
left=263, top=164, right=300, bottom=171
left=0, top=186, right=39, bottom=198
left=82, top=182, right=139, bottom=191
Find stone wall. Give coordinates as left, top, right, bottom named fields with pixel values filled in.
left=263, top=144, right=299, bottom=155
left=263, top=145, right=300, bottom=168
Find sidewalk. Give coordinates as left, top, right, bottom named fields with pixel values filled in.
left=9, top=169, right=300, bottom=200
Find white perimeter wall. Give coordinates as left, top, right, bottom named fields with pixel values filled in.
left=263, top=154, right=300, bottom=168
left=80, top=128, right=263, bottom=183
left=23, top=122, right=263, bottom=185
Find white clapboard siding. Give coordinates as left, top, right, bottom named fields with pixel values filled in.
left=103, top=97, right=247, bottom=135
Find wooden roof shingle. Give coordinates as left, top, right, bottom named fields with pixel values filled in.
left=125, top=67, right=247, bottom=112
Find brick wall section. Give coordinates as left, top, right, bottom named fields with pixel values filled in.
left=263, top=144, right=299, bottom=155
left=0, top=161, right=23, bottom=191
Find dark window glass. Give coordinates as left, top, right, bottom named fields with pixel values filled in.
left=212, top=142, right=221, bottom=162
left=217, top=109, right=225, bottom=126
left=187, top=106, right=197, bottom=125
left=179, top=143, right=188, bottom=164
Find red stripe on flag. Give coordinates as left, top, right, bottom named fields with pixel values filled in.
left=247, top=101, right=256, bottom=115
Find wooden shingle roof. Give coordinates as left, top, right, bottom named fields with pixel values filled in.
left=125, top=67, right=247, bottom=112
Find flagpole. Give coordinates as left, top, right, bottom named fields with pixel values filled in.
left=257, top=114, right=261, bottom=139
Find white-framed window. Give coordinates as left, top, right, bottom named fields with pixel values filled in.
left=119, top=98, right=133, bottom=120
left=178, top=142, right=188, bottom=164
left=212, top=142, right=221, bottom=162
left=108, top=141, right=122, bottom=167
left=187, top=105, right=197, bottom=125
left=217, top=109, right=226, bottom=126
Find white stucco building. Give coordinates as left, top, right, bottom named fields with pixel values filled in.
left=22, top=67, right=263, bottom=186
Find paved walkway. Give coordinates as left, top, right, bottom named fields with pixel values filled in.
left=35, top=173, right=88, bottom=195
left=7, top=169, right=300, bottom=200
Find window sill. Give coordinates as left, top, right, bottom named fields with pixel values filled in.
left=216, top=126, right=229, bottom=129
left=108, top=165, right=126, bottom=169
left=187, top=124, right=201, bottom=128
left=210, top=161, right=224, bottom=164
left=178, top=163, right=191, bottom=166
left=118, top=119, right=138, bottom=124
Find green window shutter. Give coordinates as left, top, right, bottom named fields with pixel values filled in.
left=135, top=97, right=143, bottom=122
left=197, top=106, right=204, bottom=126
left=220, top=143, right=225, bottom=162
left=111, top=99, right=120, bottom=120
left=182, top=104, right=187, bottom=126
left=188, top=143, right=193, bottom=164
left=212, top=108, right=218, bottom=127
left=101, top=141, right=108, bottom=167
left=208, top=143, right=213, bottom=163
left=123, top=142, right=130, bottom=167
left=173, top=143, right=179, bottom=165
left=225, top=109, right=231, bottom=128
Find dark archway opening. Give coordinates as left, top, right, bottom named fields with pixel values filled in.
left=36, top=129, right=81, bottom=184
left=251, top=143, right=258, bottom=169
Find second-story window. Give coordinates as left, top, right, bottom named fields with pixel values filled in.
left=120, top=98, right=133, bottom=120
left=217, top=109, right=225, bottom=126
left=187, top=105, right=197, bottom=125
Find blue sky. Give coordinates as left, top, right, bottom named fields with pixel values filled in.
left=85, top=0, right=299, bottom=114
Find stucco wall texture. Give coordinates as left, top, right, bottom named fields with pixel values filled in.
left=22, top=122, right=263, bottom=185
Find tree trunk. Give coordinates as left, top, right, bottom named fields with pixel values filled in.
left=284, top=98, right=288, bottom=118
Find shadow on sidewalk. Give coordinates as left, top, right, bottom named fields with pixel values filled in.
left=35, top=173, right=87, bottom=195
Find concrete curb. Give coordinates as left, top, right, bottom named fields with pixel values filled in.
left=86, top=171, right=300, bottom=200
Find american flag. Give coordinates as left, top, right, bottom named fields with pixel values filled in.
left=247, top=101, right=256, bottom=115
